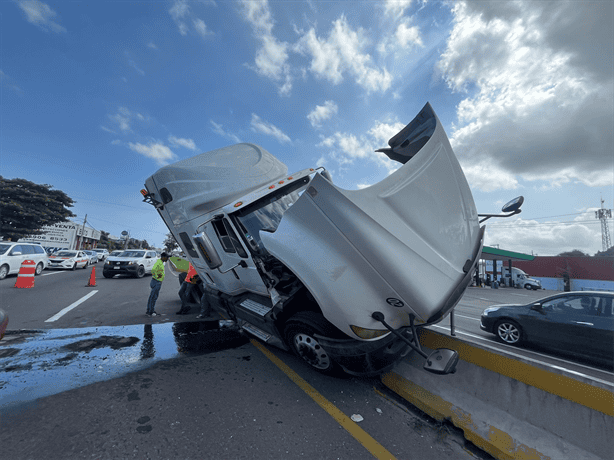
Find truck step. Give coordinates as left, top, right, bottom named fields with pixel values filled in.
left=241, top=322, right=272, bottom=342
left=239, top=299, right=273, bottom=317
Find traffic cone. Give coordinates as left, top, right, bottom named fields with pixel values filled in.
left=14, top=260, right=36, bottom=288
left=87, top=266, right=97, bottom=287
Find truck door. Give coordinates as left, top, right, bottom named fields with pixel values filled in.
left=182, top=219, right=268, bottom=296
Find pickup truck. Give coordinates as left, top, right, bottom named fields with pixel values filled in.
left=142, top=103, right=520, bottom=377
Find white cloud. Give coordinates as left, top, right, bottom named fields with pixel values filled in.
left=395, top=20, right=422, bottom=49
left=128, top=142, right=178, bottom=166
left=17, top=0, right=66, bottom=33
left=438, top=1, right=614, bottom=192
left=210, top=120, right=242, bottom=144
left=147, top=42, right=158, bottom=50
left=168, top=136, right=198, bottom=151
left=169, top=0, right=213, bottom=38
left=295, top=16, right=392, bottom=93
left=383, top=0, right=414, bottom=17
left=307, top=100, right=338, bottom=127
left=240, top=0, right=292, bottom=96
left=250, top=114, right=291, bottom=144
left=484, top=209, right=606, bottom=256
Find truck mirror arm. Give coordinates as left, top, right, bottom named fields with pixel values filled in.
left=372, top=312, right=459, bottom=375
left=478, top=209, right=521, bottom=224
left=218, top=260, right=248, bottom=279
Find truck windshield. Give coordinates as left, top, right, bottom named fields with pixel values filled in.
left=235, top=177, right=309, bottom=251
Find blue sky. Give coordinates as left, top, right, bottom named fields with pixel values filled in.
left=2, top=0, right=613, bottom=256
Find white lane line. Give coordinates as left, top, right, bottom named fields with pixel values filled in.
left=41, top=271, right=65, bottom=277
left=430, top=324, right=614, bottom=385
left=509, top=293, right=530, bottom=297
left=454, top=314, right=480, bottom=321
left=45, top=291, right=98, bottom=322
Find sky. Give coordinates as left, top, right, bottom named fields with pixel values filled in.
left=1, top=0, right=613, bottom=256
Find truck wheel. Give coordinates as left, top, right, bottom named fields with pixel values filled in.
left=136, top=266, right=145, bottom=278
left=35, top=263, right=44, bottom=275
left=103, top=271, right=114, bottom=279
left=524, top=284, right=532, bottom=290
left=0, top=265, right=8, bottom=280
left=284, top=312, right=342, bottom=376
left=495, top=320, right=523, bottom=345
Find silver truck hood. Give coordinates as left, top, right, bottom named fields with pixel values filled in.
left=261, top=104, right=481, bottom=336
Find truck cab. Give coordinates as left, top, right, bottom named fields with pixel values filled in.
left=143, top=103, right=485, bottom=377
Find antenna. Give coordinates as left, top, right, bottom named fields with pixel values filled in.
left=595, top=197, right=612, bottom=252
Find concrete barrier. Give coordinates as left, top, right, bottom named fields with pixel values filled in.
left=382, top=328, right=613, bottom=460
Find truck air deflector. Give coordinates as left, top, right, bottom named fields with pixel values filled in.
left=145, top=143, right=288, bottom=225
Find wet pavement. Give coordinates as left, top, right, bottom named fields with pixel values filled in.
left=0, top=320, right=247, bottom=410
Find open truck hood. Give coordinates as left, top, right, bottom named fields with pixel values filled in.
left=261, top=103, right=482, bottom=337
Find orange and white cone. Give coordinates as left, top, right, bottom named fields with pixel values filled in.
left=87, top=266, right=96, bottom=287
left=14, top=259, right=36, bottom=288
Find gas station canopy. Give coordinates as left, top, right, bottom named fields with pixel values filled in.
left=480, top=246, right=535, bottom=262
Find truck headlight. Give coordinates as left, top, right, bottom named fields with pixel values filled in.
left=350, top=325, right=390, bottom=340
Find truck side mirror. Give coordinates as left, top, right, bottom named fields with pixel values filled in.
left=423, top=349, right=459, bottom=375
left=501, top=196, right=524, bottom=213
left=193, top=232, right=223, bottom=270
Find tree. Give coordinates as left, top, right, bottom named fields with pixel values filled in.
left=0, top=177, right=75, bottom=241
left=556, top=249, right=588, bottom=257
left=163, top=232, right=179, bottom=253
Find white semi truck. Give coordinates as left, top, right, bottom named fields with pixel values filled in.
left=142, top=103, right=522, bottom=376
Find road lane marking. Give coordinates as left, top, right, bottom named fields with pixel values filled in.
left=430, top=324, right=614, bottom=385
left=45, top=291, right=98, bottom=322
left=454, top=314, right=480, bottom=321
left=251, top=339, right=397, bottom=460
left=41, top=271, right=66, bottom=276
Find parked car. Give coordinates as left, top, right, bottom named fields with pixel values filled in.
left=109, top=250, right=123, bottom=257
left=103, top=250, right=159, bottom=278
left=48, top=250, right=90, bottom=270
left=480, top=291, right=614, bottom=363
left=83, top=250, right=98, bottom=264
left=0, top=242, right=49, bottom=280
left=91, top=248, right=109, bottom=261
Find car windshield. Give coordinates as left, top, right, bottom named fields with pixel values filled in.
left=56, top=251, right=77, bottom=257
left=0, top=244, right=11, bottom=255
left=121, top=251, right=145, bottom=258
left=235, top=178, right=309, bottom=251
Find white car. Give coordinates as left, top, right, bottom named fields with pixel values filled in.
left=103, top=250, right=159, bottom=278
left=83, top=250, right=99, bottom=264
left=0, top=242, right=49, bottom=280
left=92, top=248, right=109, bottom=261
left=48, top=250, right=90, bottom=270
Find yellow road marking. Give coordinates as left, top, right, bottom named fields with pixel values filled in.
left=251, top=339, right=397, bottom=460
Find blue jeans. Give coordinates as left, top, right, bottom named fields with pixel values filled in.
left=147, top=278, right=162, bottom=314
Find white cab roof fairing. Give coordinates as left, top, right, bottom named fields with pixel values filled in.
left=145, top=143, right=288, bottom=226
left=261, top=105, right=481, bottom=337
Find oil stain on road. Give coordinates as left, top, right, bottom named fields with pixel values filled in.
left=0, top=320, right=247, bottom=410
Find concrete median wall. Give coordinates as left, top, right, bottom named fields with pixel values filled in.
left=382, top=329, right=613, bottom=460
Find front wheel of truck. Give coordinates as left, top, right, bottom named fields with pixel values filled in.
left=284, top=312, right=343, bottom=376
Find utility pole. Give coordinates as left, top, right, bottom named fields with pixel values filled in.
left=595, top=198, right=612, bottom=252
left=77, top=215, right=87, bottom=250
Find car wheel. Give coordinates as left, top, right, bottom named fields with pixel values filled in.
left=0, top=265, right=8, bottom=280
left=284, top=312, right=343, bottom=376
left=103, top=271, right=114, bottom=279
left=71, top=263, right=77, bottom=271
left=136, top=265, right=145, bottom=278
left=83, top=261, right=88, bottom=269
left=35, top=263, right=44, bottom=276
left=495, top=320, right=523, bottom=345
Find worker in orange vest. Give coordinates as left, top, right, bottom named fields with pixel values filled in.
left=176, top=263, right=212, bottom=318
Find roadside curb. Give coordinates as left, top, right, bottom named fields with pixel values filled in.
left=381, top=329, right=611, bottom=460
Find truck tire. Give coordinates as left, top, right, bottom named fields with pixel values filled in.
left=284, top=312, right=342, bottom=376
left=524, top=284, right=532, bottom=290
left=103, top=271, right=114, bottom=279
left=136, top=265, right=145, bottom=278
